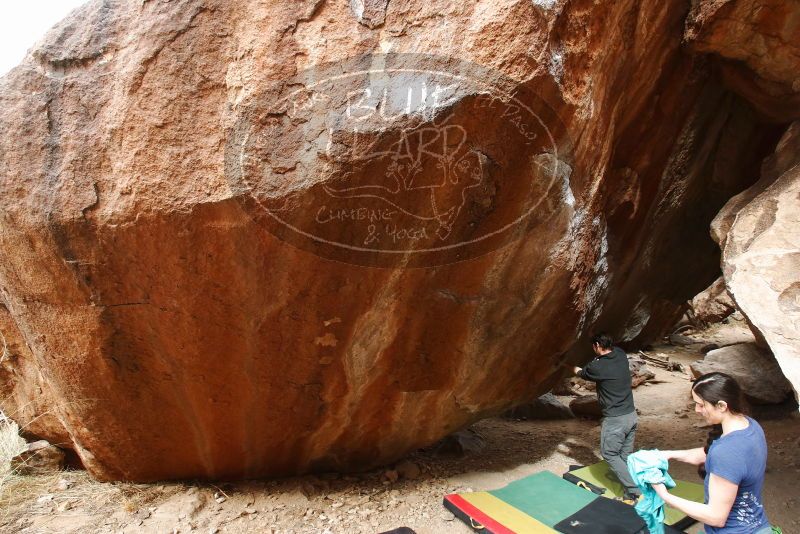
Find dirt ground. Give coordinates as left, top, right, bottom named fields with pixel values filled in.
left=2, top=320, right=798, bottom=534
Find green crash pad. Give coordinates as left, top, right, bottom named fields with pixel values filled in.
left=563, top=460, right=705, bottom=528
left=443, top=470, right=681, bottom=533
left=489, top=471, right=598, bottom=527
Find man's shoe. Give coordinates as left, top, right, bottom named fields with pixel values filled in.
left=615, top=494, right=641, bottom=506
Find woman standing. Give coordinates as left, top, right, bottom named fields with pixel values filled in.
left=651, top=372, right=774, bottom=533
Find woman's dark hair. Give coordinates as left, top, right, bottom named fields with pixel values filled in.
left=692, top=372, right=747, bottom=478
left=591, top=332, right=614, bottom=350
left=698, top=424, right=723, bottom=479
left=691, top=372, right=746, bottom=414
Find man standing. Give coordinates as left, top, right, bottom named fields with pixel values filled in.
left=573, top=332, right=641, bottom=502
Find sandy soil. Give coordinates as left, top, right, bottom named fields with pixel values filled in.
left=2, top=321, right=798, bottom=534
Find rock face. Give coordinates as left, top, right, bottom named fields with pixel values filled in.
left=712, top=122, right=800, bottom=401
left=690, top=277, right=736, bottom=326
left=690, top=344, right=795, bottom=405
left=0, top=0, right=790, bottom=481
left=10, top=439, right=66, bottom=476
left=505, top=393, right=574, bottom=420
left=693, top=0, right=800, bottom=401
left=569, top=395, right=602, bottom=419
left=628, top=356, right=656, bottom=388
left=685, top=0, right=800, bottom=121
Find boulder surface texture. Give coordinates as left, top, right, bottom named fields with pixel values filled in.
left=695, top=0, right=800, bottom=401
left=712, top=122, right=800, bottom=402
left=691, top=343, right=795, bottom=405
left=690, top=277, right=736, bottom=326
left=0, top=0, right=795, bottom=480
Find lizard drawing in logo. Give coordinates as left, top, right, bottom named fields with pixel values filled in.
left=322, top=115, right=489, bottom=241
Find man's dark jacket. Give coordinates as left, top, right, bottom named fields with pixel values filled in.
left=578, top=346, right=635, bottom=417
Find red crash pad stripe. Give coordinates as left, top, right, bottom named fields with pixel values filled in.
left=444, top=493, right=517, bottom=534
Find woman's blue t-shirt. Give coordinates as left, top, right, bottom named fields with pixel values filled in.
left=704, top=416, right=769, bottom=533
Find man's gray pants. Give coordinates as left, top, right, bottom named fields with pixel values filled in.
left=600, top=410, right=640, bottom=497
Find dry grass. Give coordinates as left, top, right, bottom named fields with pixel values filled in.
left=0, top=415, right=90, bottom=522
left=0, top=415, right=184, bottom=531
left=0, top=416, right=62, bottom=522
left=0, top=417, right=28, bottom=493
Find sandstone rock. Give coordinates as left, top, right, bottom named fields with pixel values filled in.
left=690, top=343, right=794, bottom=405
left=691, top=277, right=736, bottom=326
left=668, top=333, right=702, bottom=347
left=395, top=460, right=420, bottom=481
left=712, top=122, right=800, bottom=401
left=573, top=377, right=596, bottom=393
left=0, top=0, right=788, bottom=480
left=10, top=440, right=66, bottom=475
left=551, top=378, right=578, bottom=396
left=686, top=0, right=800, bottom=121
left=691, top=2, right=800, bottom=402
left=432, top=429, right=486, bottom=455
left=0, top=304, right=69, bottom=444
left=569, top=395, right=602, bottom=419
left=628, top=356, right=656, bottom=388
left=57, top=501, right=72, bottom=512
left=505, top=393, right=574, bottom=420
left=350, top=0, right=389, bottom=29
left=378, top=528, right=416, bottom=534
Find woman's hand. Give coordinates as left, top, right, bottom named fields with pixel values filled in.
left=650, top=475, right=736, bottom=528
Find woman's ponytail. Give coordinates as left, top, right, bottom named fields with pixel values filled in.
left=697, top=424, right=722, bottom=479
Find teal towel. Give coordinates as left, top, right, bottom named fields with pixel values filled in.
left=627, top=449, right=676, bottom=534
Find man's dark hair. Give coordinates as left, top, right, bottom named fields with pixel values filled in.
left=591, top=332, right=614, bottom=350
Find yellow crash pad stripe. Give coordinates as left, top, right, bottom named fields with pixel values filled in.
left=461, top=491, right=557, bottom=533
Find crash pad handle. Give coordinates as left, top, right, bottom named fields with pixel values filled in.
left=469, top=517, right=485, bottom=530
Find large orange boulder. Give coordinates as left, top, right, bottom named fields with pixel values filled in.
left=0, top=0, right=786, bottom=480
